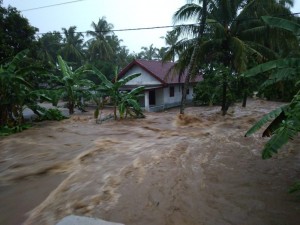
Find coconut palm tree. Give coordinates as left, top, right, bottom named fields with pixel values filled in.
left=37, top=31, right=63, bottom=65
left=60, top=26, right=84, bottom=68
left=162, top=30, right=181, bottom=62
left=173, top=0, right=297, bottom=114
left=173, top=0, right=208, bottom=114
left=137, top=44, right=159, bottom=60
left=86, top=17, right=114, bottom=61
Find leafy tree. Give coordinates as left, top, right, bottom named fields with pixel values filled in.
left=0, top=50, right=50, bottom=128
left=193, top=64, right=238, bottom=106
left=0, top=2, right=38, bottom=62
left=36, top=31, right=63, bottom=65
left=60, top=26, right=84, bottom=68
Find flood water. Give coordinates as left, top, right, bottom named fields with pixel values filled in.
left=0, top=99, right=299, bottom=225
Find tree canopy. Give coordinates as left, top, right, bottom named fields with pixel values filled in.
left=0, top=1, right=38, bottom=62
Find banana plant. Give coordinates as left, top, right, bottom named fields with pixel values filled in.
left=244, top=16, right=300, bottom=159
left=56, top=55, right=94, bottom=114
left=118, top=86, right=145, bottom=119
left=89, top=67, right=144, bottom=120
left=0, top=50, right=51, bottom=128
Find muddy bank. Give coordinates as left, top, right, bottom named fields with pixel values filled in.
left=0, top=100, right=299, bottom=225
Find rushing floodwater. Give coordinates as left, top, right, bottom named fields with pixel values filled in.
left=0, top=99, right=299, bottom=225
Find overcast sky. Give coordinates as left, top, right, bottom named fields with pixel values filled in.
left=3, top=0, right=300, bottom=53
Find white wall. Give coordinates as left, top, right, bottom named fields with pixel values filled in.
left=163, top=84, right=180, bottom=104
left=123, top=65, right=162, bottom=85
left=162, top=84, right=194, bottom=106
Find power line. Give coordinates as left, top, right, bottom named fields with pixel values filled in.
left=35, top=24, right=195, bottom=36
left=21, top=0, right=89, bottom=12
left=32, top=11, right=300, bottom=36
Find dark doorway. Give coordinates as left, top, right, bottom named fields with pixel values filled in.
left=149, top=90, right=156, bottom=105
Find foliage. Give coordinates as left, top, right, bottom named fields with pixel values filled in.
left=289, top=181, right=300, bottom=198
left=86, top=17, right=114, bottom=61
left=137, top=44, right=160, bottom=60
left=89, top=67, right=145, bottom=120
left=36, top=31, right=63, bottom=65
left=0, top=124, right=31, bottom=136
left=171, top=0, right=298, bottom=114
left=118, top=87, right=145, bottom=119
left=39, top=108, right=67, bottom=121
left=244, top=16, right=300, bottom=159
left=56, top=55, right=94, bottom=114
left=193, top=65, right=237, bottom=106
left=0, top=50, right=51, bottom=127
left=60, top=26, right=84, bottom=68
left=0, top=3, right=38, bottom=62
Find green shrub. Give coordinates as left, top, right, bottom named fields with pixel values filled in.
left=39, top=108, right=67, bottom=121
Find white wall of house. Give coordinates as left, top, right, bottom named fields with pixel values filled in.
left=162, top=84, right=194, bottom=107
left=122, top=66, right=195, bottom=112
left=124, top=65, right=162, bottom=85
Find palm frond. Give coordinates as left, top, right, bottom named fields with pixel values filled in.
left=230, top=36, right=247, bottom=72
left=173, top=3, right=202, bottom=23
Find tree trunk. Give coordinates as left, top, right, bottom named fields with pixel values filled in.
left=221, top=72, right=228, bottom=116
left=180, top=0, right=207, bottom=114
left=180, top=80, right=189, bottom=114
left=69, top=101, right=74, bottom=115
left=240, top=77, right=247, bottom=107
left=113, top=102, right=117, bottom=120
left=242, top=92, right=247, bottom=107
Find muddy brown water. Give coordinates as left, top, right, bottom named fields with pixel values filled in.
left=0, top=99, right=299, bottom=225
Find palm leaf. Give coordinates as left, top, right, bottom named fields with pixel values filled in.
left=173, top=3, right=202, bottom=23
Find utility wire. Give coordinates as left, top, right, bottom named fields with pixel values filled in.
left=35, top=24, right=195, bottom=36
left=21, top=0, right=89, bottom=12
left=34, top=11, right=300, bottom=36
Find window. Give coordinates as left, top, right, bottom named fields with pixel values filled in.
left=169, top=86, right=174, bottom=97
left=186, top=88, right=190, bottom=95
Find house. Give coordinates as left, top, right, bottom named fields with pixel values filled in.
left=118, top=59, right=201, bottom=112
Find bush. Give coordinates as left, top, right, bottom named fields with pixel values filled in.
left=39, top=108, right=67, bottom=121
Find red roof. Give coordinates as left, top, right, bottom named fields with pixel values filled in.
left=118, top=59, right=201, bottom=84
